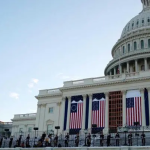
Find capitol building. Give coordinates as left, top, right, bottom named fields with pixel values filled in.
left=11, top=0, right=150, bottom=137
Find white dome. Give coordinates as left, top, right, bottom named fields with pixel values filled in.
left=121, top=9, right=150, bottom=38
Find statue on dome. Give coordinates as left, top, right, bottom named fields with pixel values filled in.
left=141, top=0, right=150, bottom=8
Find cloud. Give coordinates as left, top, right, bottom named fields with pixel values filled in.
left=28, top=78, right=39, bottom=89
left=10, top=92, right=19, bottom=99
left=32, top=78, right=39, bottom=84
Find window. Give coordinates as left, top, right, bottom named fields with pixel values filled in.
left=148, top=39, right=150, bottom=48
left=132, top=22, right=134, bottom=29
left=141, top=40, right=144, bottom=49
left=19, top=128, right=23, bottom=133
left=148, top=18, right=150, bottom=23
left=28, top=127, right=32, bottom=133
left=128, top=44, right=130, bottom=52
left=47, top=124, right=53, bottom=134
left=137, top=20, right=139, bottom=27
left=134, top=41, right=137, bottom=50
left=142, top=19, right=144, bottom=26
left=49, top=107, right=53, bottom=113
left=123, top=46, right=125, bottom=54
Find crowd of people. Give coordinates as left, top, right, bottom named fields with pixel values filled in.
left=0, top=131, right=147, bottom=148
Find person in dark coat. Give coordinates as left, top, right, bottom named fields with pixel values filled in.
left=9, top=136, right=13, bottom=148
left=141, top=132, right=146, bottom=146
left=107, top=134, right=111, bottom=147
left=75, top=133, right=79, bottom=147
left=128, top=132, right=132, bottom=146
left=100, top=132, right=104, bottom=147
left=115, top=132, right=120, bottom=146
left=18, top=135, right=22, bottom=146
left=65, top=133, right=69, bottom=147
left=87, top=133, right=91, bottom=147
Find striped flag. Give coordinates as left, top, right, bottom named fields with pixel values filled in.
left=69, top=100, right=83, bottom=129
left=92, top=97, right=105, bottom=127
left=126, top=90, right=142, bottom=126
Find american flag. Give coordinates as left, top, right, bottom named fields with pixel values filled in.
left=92, top=98, right=105, bottom=127
left=126, top=96, right=142, bottom=126
left=69, top=100, right=83, bottom=129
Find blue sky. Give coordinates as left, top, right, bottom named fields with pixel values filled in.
left=0, top=0, right=141, bottom=122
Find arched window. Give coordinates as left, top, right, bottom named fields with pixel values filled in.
left=148, top=39, right=150, bottom=48
left=142, top=19, right=144, bottom=26
left=137, top=20, right=139, bottom=27
left=148, top=18, right=150, bottom=24
left=123, top=46, right=125, bottom=54
left=132, top=22, right=134, bottom=29
left=141, top=40, right=144, bottom=49
left=128, top=44, right=130, bottom=52
left=141, top=65, right=145, bottom=71
left=134, top=41, right=137, bottom=50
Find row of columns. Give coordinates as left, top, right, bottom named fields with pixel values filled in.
left=63, top=88, right=150, bottom=133
left=110, top=58, right=149, bottom=75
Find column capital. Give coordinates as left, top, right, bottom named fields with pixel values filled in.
left=121, top=90, right=127, bottom=95
left=37, top=104, right=42, bottom=108
left=62, top=97, right=66, bottom=101
left=139, top=88, right=145, bottom=93
left=57, top=102, right=61, bottom=106
left=88, top=93, right=93, bottom=98
left=67, top=96, right=71, bottom=100
left=104, top=92, right=109, bottom=96
left=146, top=87, right=150, bottom=91
left=41, top=104, right=46, bottom=107
left=82, top=94, right=87, bottom=98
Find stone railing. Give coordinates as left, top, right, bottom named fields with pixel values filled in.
left=39, top=88, right=62, bottom=96
left=0, top=121, right=12, bottom=125
left=64, top=76, right=106, bottom=87
left=14, top=113, right=36, bottom=119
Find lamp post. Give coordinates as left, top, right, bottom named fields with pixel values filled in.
left=134, top=122, right=139, bottom=146
left=123, top=126, right=128, bottom=146
left=84, top=130, right=88, bottom=146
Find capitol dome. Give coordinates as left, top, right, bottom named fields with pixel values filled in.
left=104, top=0, right=150, bottom=76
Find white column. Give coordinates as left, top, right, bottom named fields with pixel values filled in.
left=82, top=94, right=86, bottom=130
left=144, top=58, right=148, bottom=71
left=110, top=70, right=112, bottom=76
left=147, top=88, right=150, bottom=124
left=120, top=64, right=122, bottom=74
left=127, top=62, right=129, bottom=73
left=135, top=59, right=138, bottom=72
left=88, top=94, right=92, bottom=132
left=140, top=89, right=146, bottom=126
left=122, top=90, right=126, bottom=126
left=35, top=104, right=41, bottom=128
left=103, top=92, right=109, bottom=134
left=39, top=104, right=46, bottom=131
left=60, top=98, right=65, bottom=132
left=66, top=96, right=71, bottom=130
left=114, top=67, right=116, bottom=75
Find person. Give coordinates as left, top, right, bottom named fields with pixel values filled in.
left=141, top=132, right=146, bottom=146
left=33, top=137, right=38, bottom=147
left=21, top=142, right=25, bottom=148
left=65, top=133, right=69, bottom=147
left=107, top=134, right=111, bottom=147
left=18, top=135, right=22, bottom=147
left=87, top=133, right=91, bottom=147
left=0, top=137, right=3, bottom=148
left=128, top=132, right=132, bottom=146
left=100, top=132, right=104, bottom=147
left=115, top=132, right=120, bottom=146
left=75, top=133, right=79, bottom=147
left=14, top=140, right=19, bottom=148
left=42, top=132, right=46, bottom=142
left=26, top=134, right=30, bottom=147
left=9, top=136, right=13, bottom=148
left=44, top=135, right=50, bottom=147
left=54, top=134, right=58, bottom=147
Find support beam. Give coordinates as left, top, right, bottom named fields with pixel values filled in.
left=145, top=58, right=148, bottom=71
left=127, top=62, right=129, bottom=73
left=114, top=67, right=116, bottom=75
left=135, top=59, right=138, bottom=72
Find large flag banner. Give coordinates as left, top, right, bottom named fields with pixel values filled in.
left=126, top=90, right=142, bottom=126
left=92, top=93, right=105, bottom=128
left=69, top=100, right=83, bottom=129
